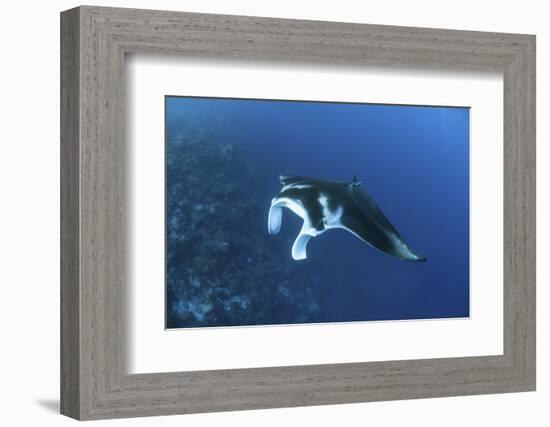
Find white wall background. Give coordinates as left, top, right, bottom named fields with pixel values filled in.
left=0, top=0, right=545, bottom=425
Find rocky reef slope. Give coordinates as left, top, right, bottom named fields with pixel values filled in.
left=166, top=129, right=321, bottom=328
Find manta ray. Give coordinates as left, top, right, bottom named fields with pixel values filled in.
left=268, top=175, right=426, bottom=262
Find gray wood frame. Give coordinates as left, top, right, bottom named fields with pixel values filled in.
left=60, top=5, right=536, bottom=420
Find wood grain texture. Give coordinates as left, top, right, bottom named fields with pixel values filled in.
left=60, top=7, right=80, bottom=419
left=60, top=5, right=536, bottom=420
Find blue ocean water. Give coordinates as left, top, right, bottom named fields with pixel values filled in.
left=165, top=96, right=469, bottom=328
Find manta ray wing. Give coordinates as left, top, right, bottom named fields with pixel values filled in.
left=279, top=175, right=310, bottom=186
left=339, top=188, right=426, bottom=262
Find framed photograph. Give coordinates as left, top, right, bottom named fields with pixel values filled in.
left=164, top=96, right=463, bottom=330
left=60, top=6, right=536, bottom=420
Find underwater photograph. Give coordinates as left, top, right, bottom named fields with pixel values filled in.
left=165, top=96, right=470, bottom=329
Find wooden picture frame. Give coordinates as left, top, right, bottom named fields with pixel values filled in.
left=60, top=5, right=536, bottom=420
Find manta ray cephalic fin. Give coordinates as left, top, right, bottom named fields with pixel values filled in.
left=291, top=228, right=312, bottom=260
left=268, top=201, right=283, bottom=235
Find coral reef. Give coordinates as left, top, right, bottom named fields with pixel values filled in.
left=166, top=127, right=321, bottom=328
